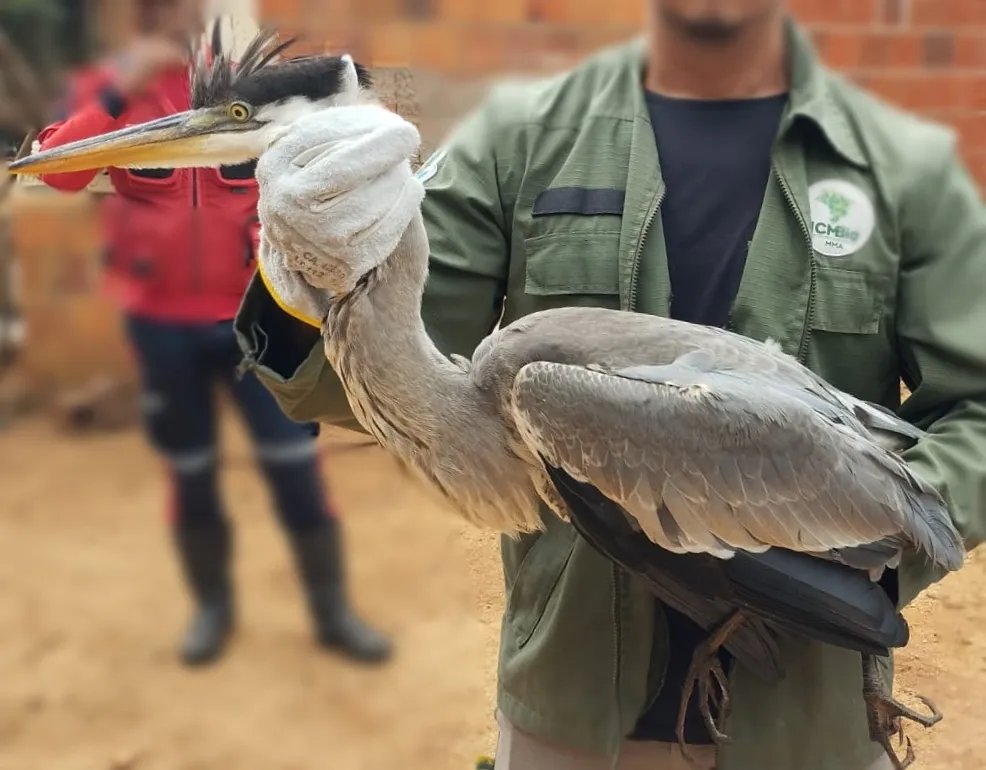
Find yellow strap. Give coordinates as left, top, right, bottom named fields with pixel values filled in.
left=257, top=259, right=323, bottom=329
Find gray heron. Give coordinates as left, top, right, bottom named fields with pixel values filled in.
left=11, top=29, right=966, bottom=770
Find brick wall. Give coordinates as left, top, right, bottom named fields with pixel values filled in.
left=11, top=1, right=984, bottom=397
left=258, top=0, right=986, bottom=186
left=10, top=190, right=134, bottom=397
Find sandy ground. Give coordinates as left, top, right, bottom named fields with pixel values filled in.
left=1, top=412, right=984, bottom=770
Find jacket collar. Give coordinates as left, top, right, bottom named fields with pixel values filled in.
left=622, top=17, right=869, bottom=169
left=784, top=19, right=869, bottom=169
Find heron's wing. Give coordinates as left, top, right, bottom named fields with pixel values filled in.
left=510, top=354, right=963, bottom=572
left=488, top=308, right=924, bottom=455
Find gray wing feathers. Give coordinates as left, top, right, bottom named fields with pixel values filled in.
left=511, top=358, right=964, bottom=572
left=641, top=349, right=923, bottom=451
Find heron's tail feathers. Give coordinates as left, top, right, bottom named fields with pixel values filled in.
left=728, top=548, right=910, bottom=654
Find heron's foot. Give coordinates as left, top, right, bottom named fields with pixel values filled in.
left=675, top=611, right=746, bottom=766
left=861, top=653, right=942, bottom=770
left=863, top=690, right=942, bottom=770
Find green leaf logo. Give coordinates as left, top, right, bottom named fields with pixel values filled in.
left=818, top=190, right=852, bottom=223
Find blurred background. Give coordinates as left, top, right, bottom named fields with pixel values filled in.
left=1, top=1, right=985, bottom=769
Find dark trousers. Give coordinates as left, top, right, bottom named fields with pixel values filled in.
left=125, top=315, right=332, bottom=532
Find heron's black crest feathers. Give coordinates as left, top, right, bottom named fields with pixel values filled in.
left=190, top=23, right=372, bottom=110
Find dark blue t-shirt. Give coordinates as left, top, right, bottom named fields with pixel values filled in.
left=631, top=91, right=788, bottom=744
left=647, top=91, right=788, bottom=328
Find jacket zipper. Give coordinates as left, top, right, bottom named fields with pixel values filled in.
left=612, top=182, right=666, bottom=762
left=610, top=563, right=623, bottom=770
left=191, top=168, right=202, bottom=293
left=774, top=164, right=815, bottom=364
left=627, top=183, right=667, bottom=312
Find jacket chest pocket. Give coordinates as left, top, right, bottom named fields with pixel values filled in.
left=524, top=231, right=622, bottom=301
left=514, top=186, right=625, bottom=315
left=809, top=265, right=889, bottom=335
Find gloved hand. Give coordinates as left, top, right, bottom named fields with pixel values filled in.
left=255, top=103, right=425, bottom=328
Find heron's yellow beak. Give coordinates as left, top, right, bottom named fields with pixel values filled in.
left=9, top=109, right=253, bottom=175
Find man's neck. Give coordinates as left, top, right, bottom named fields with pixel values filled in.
left=645, top=13, right=788, bottom=100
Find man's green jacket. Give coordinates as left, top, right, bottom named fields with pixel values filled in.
left=235, top=20, right=986, bottom=770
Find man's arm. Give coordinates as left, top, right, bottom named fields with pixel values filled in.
left=235, top=95, right=513, bottom=429
left=38, top=38, right=189, bottom=192
left=895, top=132, right=986, bottom=606
left=36, top=68, right=126, bottom=192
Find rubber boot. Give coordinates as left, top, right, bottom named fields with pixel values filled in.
left=173, top=519, right=234, bottom=666
left=287, top=518, right=393, bottom=664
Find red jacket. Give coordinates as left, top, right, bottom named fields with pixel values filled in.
left=39, top=64, right=260, bottom=322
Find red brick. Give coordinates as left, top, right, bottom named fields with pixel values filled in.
left=578, top=25, right=639, bottom=55
left=502, top=23, right=586, bottom=71
left=345, top=0, right=400, bottom=21
left=881, top=0, right=909, bottom=25
left=789, top=0, right=881, bottom=25
left=456, top=25, right=512, bottom=74
left=408, top=20, right=465, bottom=72
left=960, top=73, right=986, bottom=109
left=854, top=72, right=986, bottom=113
left=960, top=149, right=986, bottom=190
left=259, top=0, right=304, bottom=25
left=815, top=30, right=865, bottom=68
left=923, top=31, right=957, bottom=68
left=437, top=0, right=528, bottom=24
left=814, top=30, right=927, bottom=71
left=911, top=0, right=986, bottom=26
left=529, top=0, right=643, bottom=25
left=365, top=20, right=417, bottom=67
left=860, top=31, right=924, bottom=68
left=954, top=33, right=986, bottom=66
left=404, top=0, right=436, bottom=19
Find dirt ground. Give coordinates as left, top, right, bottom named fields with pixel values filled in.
left=1, top=411, right=984, bottom=770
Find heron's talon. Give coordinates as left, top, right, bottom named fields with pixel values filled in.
left=913, top=696, right=944, bottom=727
left=710, top=658, right=731, bottom=719
left=863, top=686, right=943, bottom=770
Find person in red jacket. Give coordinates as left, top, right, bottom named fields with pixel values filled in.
left=38, top=0, right=392, bottom=666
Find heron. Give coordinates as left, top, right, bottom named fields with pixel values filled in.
left=11, top=29, right=965, bottom=770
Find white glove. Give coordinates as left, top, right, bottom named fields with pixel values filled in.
left=255, top=103, right=425, bottom=328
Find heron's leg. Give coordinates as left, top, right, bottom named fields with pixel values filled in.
left=861, top=653, right=943, bottom=770
left=675, top=610, right=746, bottom=764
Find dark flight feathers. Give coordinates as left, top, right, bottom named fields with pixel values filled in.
left=547, top=463, right=910, bottom=681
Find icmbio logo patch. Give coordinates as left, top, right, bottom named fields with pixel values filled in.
left=808, top=179, right=876, bottom=257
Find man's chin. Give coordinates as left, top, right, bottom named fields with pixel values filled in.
left=664, top=13, right=747, bottom=42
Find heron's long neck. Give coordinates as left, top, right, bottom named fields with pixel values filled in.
left=322, top=214, right=543, bottom=534
left=323, top=214, right=481, bottom=443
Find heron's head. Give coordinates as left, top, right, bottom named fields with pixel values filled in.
left=10, top=27, right=372, bottom=176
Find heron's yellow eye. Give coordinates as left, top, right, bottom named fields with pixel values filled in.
left=228, top=102, right=252, bottom=122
